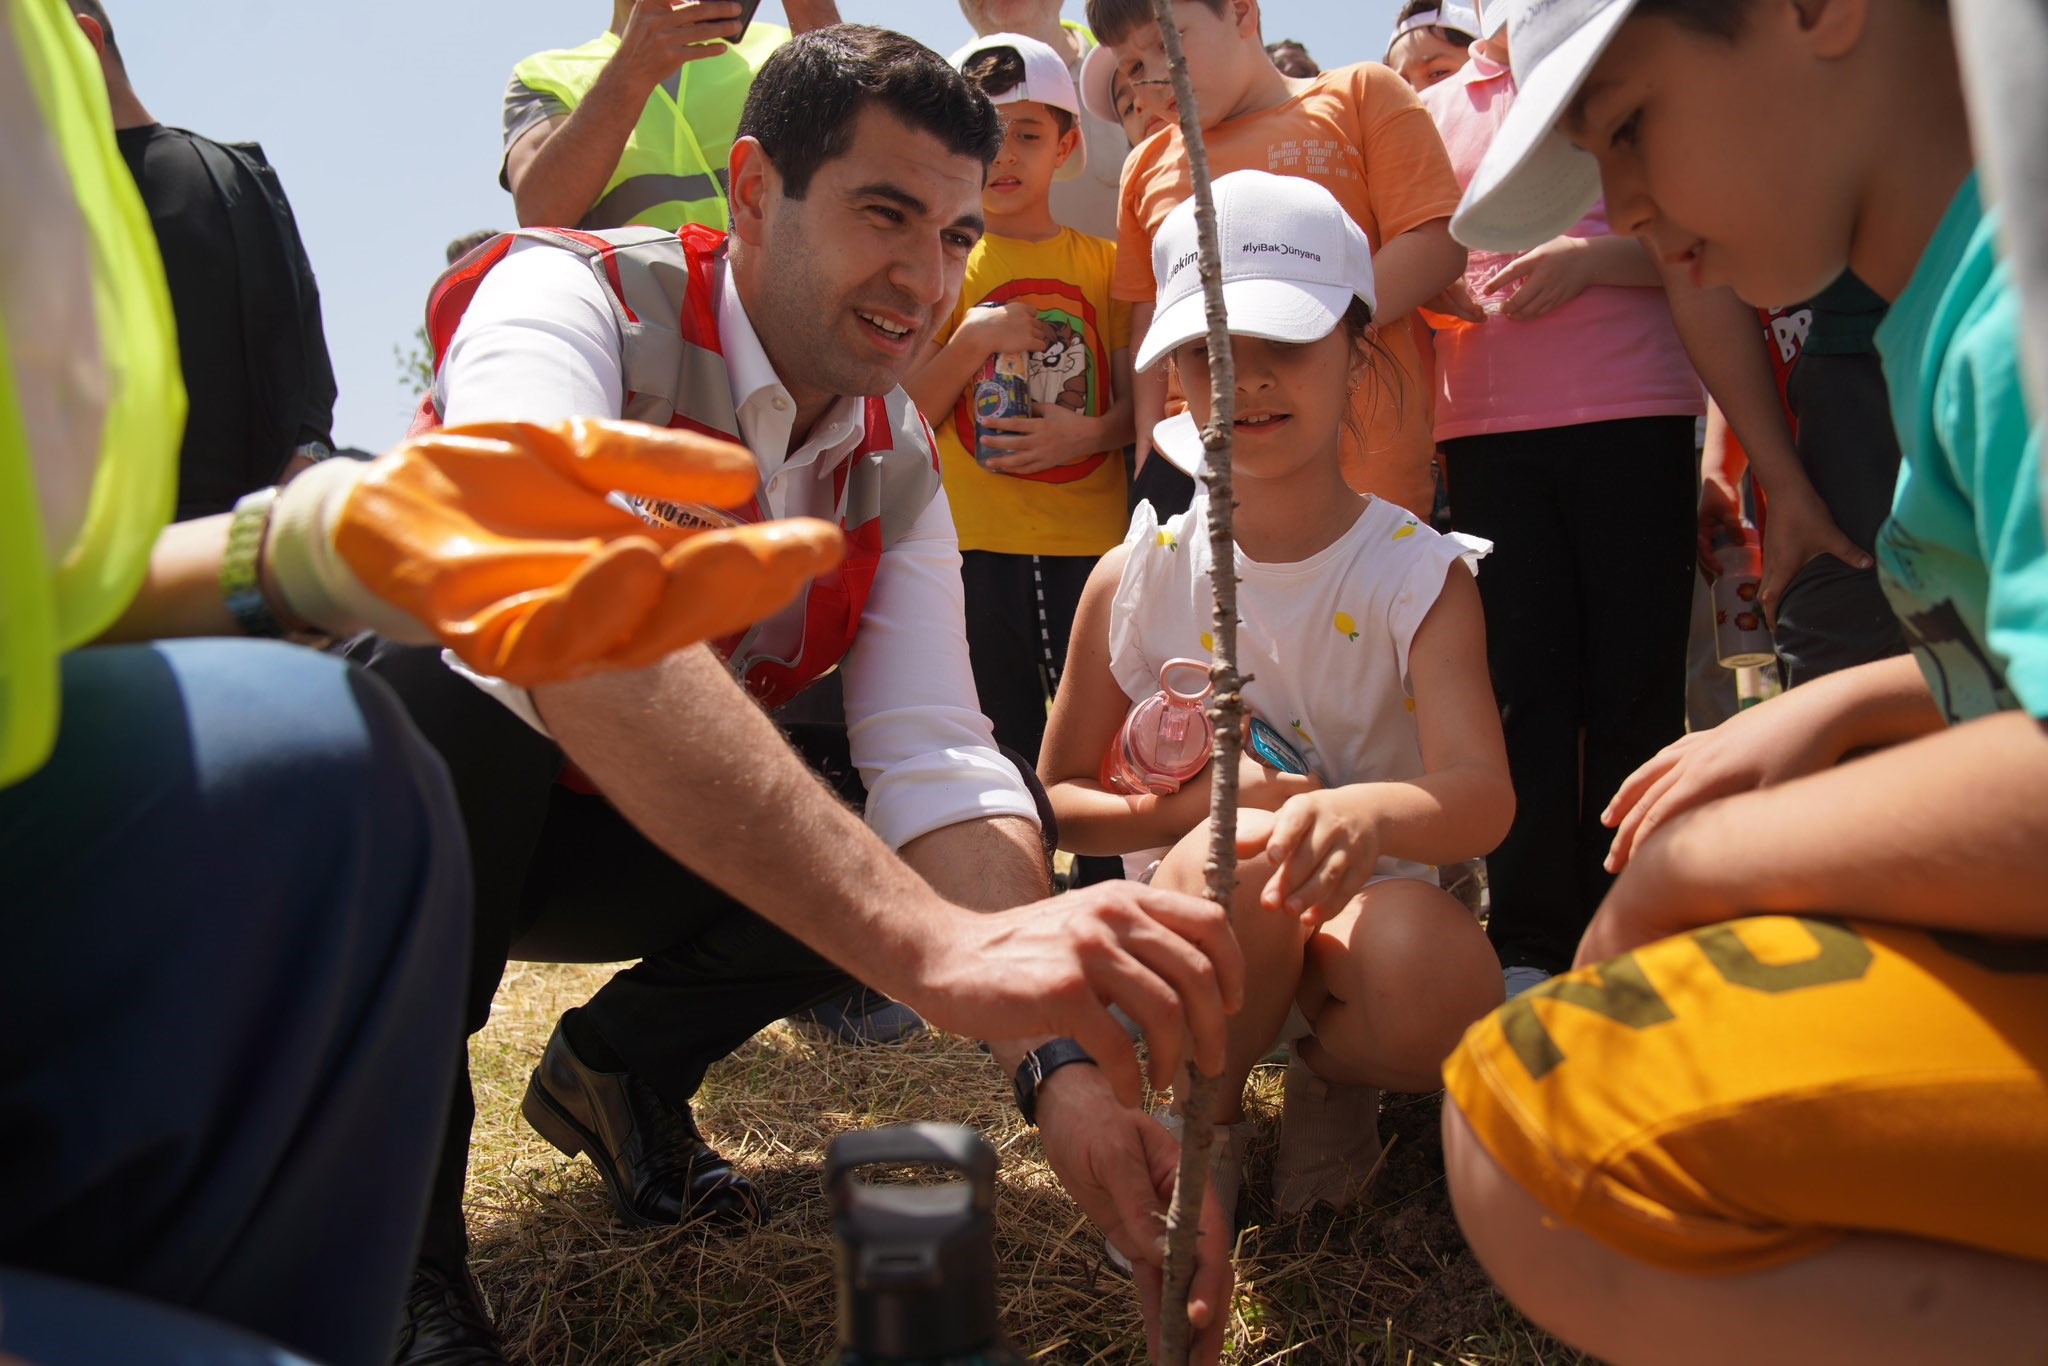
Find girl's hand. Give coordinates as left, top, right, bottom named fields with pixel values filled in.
left=1756, top=484, right=1874, bottom=627
left=1482, top=236, right=1598, bottom=320
left=1235, top=744, right=1323, bottom=813
left=1238, top=792, right=1382, bottom=924
left=980, top=405, right=1106, bottom=474
left=965, top=300, right=1055, bottom=356
left=1601, top=694, right=1846, bottom=873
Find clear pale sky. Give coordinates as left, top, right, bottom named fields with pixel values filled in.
left=112, top=0, right=1404, bottom=450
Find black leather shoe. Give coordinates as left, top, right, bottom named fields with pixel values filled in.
left=393, top=1257, right=507, bottom=1366
left=521, top=1019, right=765, bottom=1230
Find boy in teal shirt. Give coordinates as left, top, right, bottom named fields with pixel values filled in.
left=1423, top=1, right=2048, bottom=1364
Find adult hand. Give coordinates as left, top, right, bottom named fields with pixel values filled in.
left=1756, top=483, right=1874, bottom=627
left=781, top=0, right=843, bottom=32
left=1419, top=277, right=1485, bottom=326
left=614, top=0, right=743, bottom=91
left=266, top=418, right=843, bottom=687
left=1482, top=236, right=1598, bottom=320
left=1600, top=687, right=1848, bottom=874
left=1036, top=1067, right=1232, bottom=1366
left=910, top=882, right=1244, bottom=1107
left=981, top=404, right=1107, bottom=475
left=964, top=300, right=1056, bottom=357
left=1237, top=793, right=1379, bottom=923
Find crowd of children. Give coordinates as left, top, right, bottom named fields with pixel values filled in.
left=934, top=1, right=2046, bottom=1360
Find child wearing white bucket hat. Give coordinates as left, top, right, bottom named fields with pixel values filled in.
left=1041, top=169, right=1511, bottom=1229
left=1432, top=2, right=2048, bottom=1364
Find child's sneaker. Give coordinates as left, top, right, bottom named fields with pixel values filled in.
left=1272, top=1052, right=1383, bottom=1216
left=1105, top=1111, right=1256, bottom=1275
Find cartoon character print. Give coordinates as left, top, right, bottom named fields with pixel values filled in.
left=955, top=276, right=1112, bottom=485
left=1879, top=519, right=2016, bottom=723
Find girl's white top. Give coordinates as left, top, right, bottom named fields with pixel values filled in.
left=1109, top=492, right=1490, bottom=882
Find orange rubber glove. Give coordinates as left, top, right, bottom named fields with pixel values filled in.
left=266, top=418, right=843, bottom=687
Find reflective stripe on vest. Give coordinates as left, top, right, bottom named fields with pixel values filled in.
left=510, top=25, right=787, bottom=234
left=415, top=224, right=944, bottom=712
left=2, top=0, right=182, bottom=786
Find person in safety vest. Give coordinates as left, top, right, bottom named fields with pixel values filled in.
left=500, top=0, right=842, bottom=234
left=359, top=25, right=1240, bottom=1364
left=0, top=1, right=844, bottom=1362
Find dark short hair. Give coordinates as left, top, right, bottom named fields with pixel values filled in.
left=1086, top=0, right=1228, bottom=49
left=445, top=230, right=500, bottom=266
left=736, top=25, right=1003, bottom=200
left=961, top=45, right=1077, bottom=136
left=71, top=0, right=121, bottom=64
left=1388, top=0, right=1475, bottom=51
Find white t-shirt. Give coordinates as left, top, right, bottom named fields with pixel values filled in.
left=1108, top=492, right=1489, bottom=880
left=437, top=238, right=1038, bottom=850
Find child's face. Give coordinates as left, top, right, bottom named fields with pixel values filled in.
left=985, top=100, right=1081, bottom=213
left=1112, top=68, right=1168, bottom=144
left=1386, top=29, right=1470, bottom=92
left=1109, top=1, right=1262, bottom=133
left=1173, top=325, right=1365, bottom=480
left=1559, top=12, right=1858, bottom=307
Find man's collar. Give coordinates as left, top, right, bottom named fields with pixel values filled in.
left=716, top=256, right=786, bottom=413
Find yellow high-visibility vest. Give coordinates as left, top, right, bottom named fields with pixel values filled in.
left=513, top=24, right=788, bottom=233
left=0, top=0, right=183, bottom=785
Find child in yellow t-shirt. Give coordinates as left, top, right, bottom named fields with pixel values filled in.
left=907, top=32, right=1134, bottom=762
left=1081, top=0, right=1467, bottom=519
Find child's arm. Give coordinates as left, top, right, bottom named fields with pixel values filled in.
left=902, top=302, right=1053, bottom=427
left=1129, top=303, right=1167, bottom=472
left=1580, top=709, right=2048, bottom=964
left=1243, top=565, right=1513, bottom=919
left=1664, top=277, right=1875, bottom=617
left=1603, top=652, right=1945, bottom=871
left=1478, top=234, right=1662, bottom=319
left=1366, top=217, right=1468, bottom=327
left=1042, top=549, right=1319, bottom=855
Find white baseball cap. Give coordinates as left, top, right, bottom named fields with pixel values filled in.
left=1386, top=2, right=1482, bottom=55
left=1450, top=0, right=1638, bottom=251
left=1135, top=169, right=1377, bottom=373
left=951, top=32, right=1087, bottom=182
left=1078, top=41, right=1120, bottom=126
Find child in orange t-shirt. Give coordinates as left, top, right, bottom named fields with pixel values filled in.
left=1080, top=0, right=1468, bottom=518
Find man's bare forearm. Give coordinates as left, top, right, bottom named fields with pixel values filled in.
left=533, top=644, right=952, bottom=994
left=511, top=61, right=653, bottom=228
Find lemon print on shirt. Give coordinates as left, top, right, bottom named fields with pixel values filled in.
left=1291, top=719, right=1316, bottom=751
left=1156, top=528, right=1179, bottom=552
left=1393, top=520, right=1419, bottom=542
left=1200, top=631, right=1214, bottom=653
left=1334, top=611, right=1359, bottom=641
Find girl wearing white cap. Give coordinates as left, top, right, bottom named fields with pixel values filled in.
left=1040, top=170, right=1512, bottom=1223
left=1384, top=0, right=1480, bottom=93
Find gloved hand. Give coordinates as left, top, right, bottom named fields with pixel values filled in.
left=266, top=418, right=843, bottom=686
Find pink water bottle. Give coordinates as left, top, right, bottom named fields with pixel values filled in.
left=1100, top=658, right=1215, bottom=796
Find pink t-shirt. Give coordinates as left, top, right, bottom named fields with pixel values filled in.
left=1419, top=53, right=1702, bottom=440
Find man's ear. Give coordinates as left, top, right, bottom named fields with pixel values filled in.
left=726, top=137, right=778, bottom=247
left=74, top=12, right=108, bottom=58
left=1789, top=0, right=1870, bottom=59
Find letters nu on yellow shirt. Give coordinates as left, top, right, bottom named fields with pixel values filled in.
left=933, top=229, right=1132, bottom=558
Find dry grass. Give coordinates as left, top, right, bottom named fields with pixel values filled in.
left=465, top=962, right=1582, bottom=1364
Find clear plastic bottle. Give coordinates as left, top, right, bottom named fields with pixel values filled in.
left=1100, top=657, right=1216, bottom=796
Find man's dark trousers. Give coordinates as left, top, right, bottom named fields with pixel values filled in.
left=0, top=640, right=472, bottom=1366
left=352, top=642, right=1053, bottom=1267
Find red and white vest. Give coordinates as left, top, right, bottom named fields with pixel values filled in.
left=415, top=224, right=945, bottom=711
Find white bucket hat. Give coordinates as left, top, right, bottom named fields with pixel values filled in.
left=1135, top=169, right=1377, bottom=373
left=951, top=32, right=1087, bottom=182
left=1450, top=0, right=1640, bottom=251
